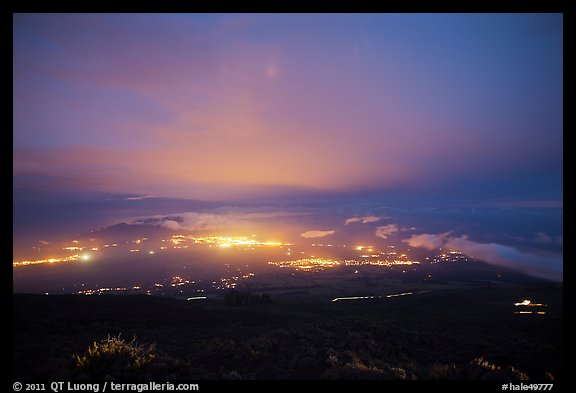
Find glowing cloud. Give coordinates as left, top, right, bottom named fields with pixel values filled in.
left=132, top=209, right=307, bottom=233
left=375, top=224, right=399, bottom=239
left=141, top=212, right=228, bottom=231
left=345, top=215, right=384, bottom=225
left=403, top=232, right=451, bottom=250
left=344, top=217, right=361, bottom=225
left=362, top=215, right=383, bottom=224
left=300, top=230, right=335, bottom=239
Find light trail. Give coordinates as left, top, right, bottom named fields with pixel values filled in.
left=331, top=290, right=429, bottom=302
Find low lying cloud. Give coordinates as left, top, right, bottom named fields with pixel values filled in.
left=345, top=215, right=384, bottom=225
left=446, top=236, right=562, bottom=282
left=375, top=224, right=399, bottom=239
left=403, top=232, right=451, bottom=250
left=132, top=209, right=306, bottom=232
left=300, top=230, right=335, bottom=238
left=405, top=232, right=562, bottom=282
left=157, top=212, right=227, bottom=231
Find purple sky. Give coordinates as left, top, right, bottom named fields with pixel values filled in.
left=14, top=13, right=562, bottom=201
left=13, top=14, right=563, bottom=280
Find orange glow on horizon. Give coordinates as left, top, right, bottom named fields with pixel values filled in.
left=169, top=234, right=289, bottom=248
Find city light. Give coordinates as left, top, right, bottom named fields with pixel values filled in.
left=171, top=276, right=190, bottom=287
left=14, top=254, right=83, bottom=267
left=78, top=287, right=129, bottom=295
left=512, top=299, right=548, bottom=316
left=169, top=235, right=288, bottom=248
left=514, top=300, right=547, bottom=307
left=268, top=258, right=340, bottom=271
left=16, top=232, right=473, bottom=298
left=345, top=259, right=418, bottom=267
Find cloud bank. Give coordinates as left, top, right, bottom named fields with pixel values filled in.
left=404, top=233, right=562, bottom=282
left=132, top=209, right=305, bottom=232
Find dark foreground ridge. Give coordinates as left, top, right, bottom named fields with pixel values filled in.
left=13, top=286, right=562, bottom=380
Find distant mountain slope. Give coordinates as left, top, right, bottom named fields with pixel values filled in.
left=78, top=221, right=174, bottom=243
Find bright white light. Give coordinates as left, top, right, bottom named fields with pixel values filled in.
left=187, top=296, right=207, bottom=301
left=514, top=300, right=531, bottom=306
left=81, top=254, right=90, bottom=261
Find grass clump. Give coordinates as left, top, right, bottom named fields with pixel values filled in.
left=71, top=335, right=162, bottom=379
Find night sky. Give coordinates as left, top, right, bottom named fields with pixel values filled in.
left=13, top=14, right=563, bottom=281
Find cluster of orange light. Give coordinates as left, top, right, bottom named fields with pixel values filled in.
left=63, top=246, right=83, bottom=251
left=171, top=276, right=191, bottom=287
left=78, top=286, right=129, bottom=295
left=13, top=254, right=89, bottom=267
left=268, top=258, right=340, bottom=271
left=268, top=256, right=418, bottom=271
left=213, top=272, right=256, bottom=290
left=343, top=259, right=419, bottom=267
left=170, top=235, right=287, bottom=248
